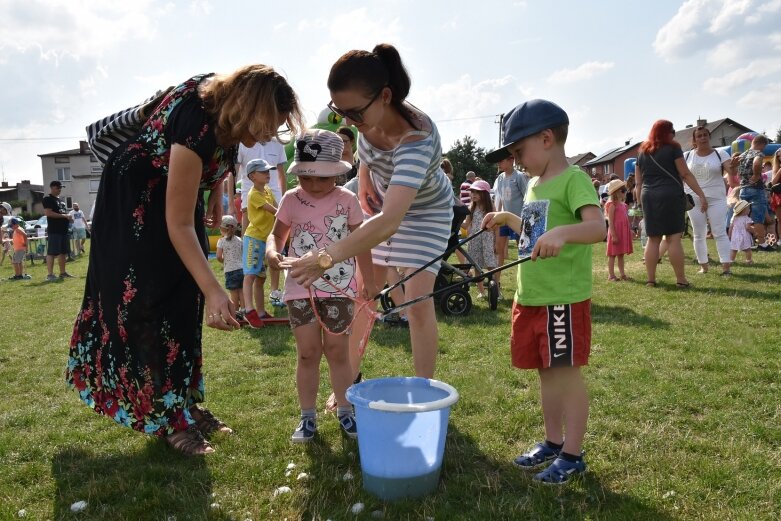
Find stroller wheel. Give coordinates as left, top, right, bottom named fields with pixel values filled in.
left=439, top=289, right=472, bottom=316
left=488, top=280, right=499, bottom=310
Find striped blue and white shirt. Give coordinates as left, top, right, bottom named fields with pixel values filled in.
left=357, top=117, right=454, bottom=272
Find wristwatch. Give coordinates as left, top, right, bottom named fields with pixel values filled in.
left=317, top=248, right=334, bottom=270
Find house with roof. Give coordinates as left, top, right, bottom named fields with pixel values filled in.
left=567, top=152, right=596, bottom=169
left=675, top=118, right=754, bottom=150
left=0, top=180, right=45, bottom=215
left=38, top=141, right=102, bottom=214
left=583, top=141, right=642, bottom=180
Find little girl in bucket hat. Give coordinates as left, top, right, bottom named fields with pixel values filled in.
left=265, top=129, right=378, bottom=443
left=729, top=200, right=754, bottom=264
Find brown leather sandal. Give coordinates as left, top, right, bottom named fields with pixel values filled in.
left=166, top=426, right=214, bottom=455
left=190, top=405, right=233, bottom=435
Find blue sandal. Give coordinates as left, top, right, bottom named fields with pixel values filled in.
left=533, top=456, right=586, bottom=484
left=513, top=442, right=560, bottom=469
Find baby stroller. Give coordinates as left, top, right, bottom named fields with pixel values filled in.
left=434, top=204, right=500, bottom=315
left=379, top=204, right=500, bottom=317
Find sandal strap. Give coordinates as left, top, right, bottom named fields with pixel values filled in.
left=516, top=443, right=558, bottom=466
left=166, top=426, right=212, bottom=455
left=191, top=405, right=231, bottom=435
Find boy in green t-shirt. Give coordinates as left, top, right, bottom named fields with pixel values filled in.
left=483, top=99, right=606, bottom=484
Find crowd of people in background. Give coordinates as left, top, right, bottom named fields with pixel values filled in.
left=581, top=127, right=779, bottom=285
left=1, top=180, right=91, bottom=282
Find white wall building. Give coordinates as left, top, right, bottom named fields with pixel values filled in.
left=38, top=141, right=102, bottom=214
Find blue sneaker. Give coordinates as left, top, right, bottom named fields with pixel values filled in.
left=338, top=412, right=358, bottom=439
left=291, top=417, right=317, bottom=443
left=513, top=442, right=560, bottom=469
left=533, top=456, right=586, bottom=484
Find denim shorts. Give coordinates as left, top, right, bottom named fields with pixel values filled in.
left=242, top=235, right=266, bottom=277
left=224, top=268, right=243, bottom=290
left=499, top=225, right=519, bottom=240
left=740, top=186, right=769, bottom=224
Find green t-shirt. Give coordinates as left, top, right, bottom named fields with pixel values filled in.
left=515, top=166, right=600, bottom=306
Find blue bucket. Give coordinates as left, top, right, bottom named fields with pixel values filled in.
left=346, top=377, right=459, bottom=501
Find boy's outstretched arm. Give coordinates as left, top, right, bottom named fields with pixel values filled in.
left=481, top=211, right=522, bottom=233
left=531, top=204, right=606, bottom=260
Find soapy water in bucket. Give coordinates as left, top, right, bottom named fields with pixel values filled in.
left=347, top=377, right=459, bottom=500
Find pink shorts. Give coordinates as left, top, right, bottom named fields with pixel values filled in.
left=510, top=299, right=591, bottom=369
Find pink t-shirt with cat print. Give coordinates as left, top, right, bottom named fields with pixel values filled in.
left=275, top=185, right=364, bottom=302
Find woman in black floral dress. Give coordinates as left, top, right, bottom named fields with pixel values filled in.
left=66, top=66, right=304, bottom=455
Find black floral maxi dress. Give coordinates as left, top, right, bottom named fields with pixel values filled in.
left=66, top=75, right=236, bottom=436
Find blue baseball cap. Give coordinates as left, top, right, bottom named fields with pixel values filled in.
left=246, top=158, right=273, bottom=175
left=9, top=217, right=20, bottom=225
left=485, top=99, right=569, bottom=163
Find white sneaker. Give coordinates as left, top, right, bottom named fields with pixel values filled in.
left=270, top=289, right=282, bottom=301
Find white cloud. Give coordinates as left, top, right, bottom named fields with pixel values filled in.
left=294, top=8, right=403, bottom=82
left=703, top=58, right=781, bottom=94
left=418, top=74, right=516, bottom=117
left=706, top=39, right=750, bottom=67
left=440, top=18, right=458, bottom=31
left=414, top=74, right=522, bottom=150
left=655, top=0, right=781, bottom=62
left=738, top=81, right=781, bottom=107
left=770, top=32, right=781, bottom=50
left=547, top=61, right=614, bottom=84
left=189, top=0, right=213, bottom=16
left=0, top=1, right=162, bottom=61
left=708, top=0, right=750, bottom=32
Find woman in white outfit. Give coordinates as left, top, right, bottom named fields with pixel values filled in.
left=684, top=126, right=735, bottom=275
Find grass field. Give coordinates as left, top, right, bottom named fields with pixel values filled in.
left=0, top=239, right=779, bottom=521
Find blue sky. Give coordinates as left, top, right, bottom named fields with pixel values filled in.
left=1, top=0, right=780, bottom=184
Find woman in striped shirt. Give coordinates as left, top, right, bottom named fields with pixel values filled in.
left=287, top=43, right=454, bottom=379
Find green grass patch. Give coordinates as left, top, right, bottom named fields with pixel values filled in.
left=0, top=241, right=779, bottom=520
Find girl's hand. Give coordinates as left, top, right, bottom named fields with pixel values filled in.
left=266, top=249, right=284, bottom=270
left=204, top=289, right=240, bottom=330
left=282, top=251, right=323, bottom=288
left=611, top=235, right=619, bottom=244
left=358, top=181, right=381, bottom=216
left=699, top=197, right=708, bottom=213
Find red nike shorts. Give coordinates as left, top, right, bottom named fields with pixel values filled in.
left=510, top=299, right=591, bottom=369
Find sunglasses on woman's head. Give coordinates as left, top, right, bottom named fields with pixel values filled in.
left=327, top=88, right=383, bottom=124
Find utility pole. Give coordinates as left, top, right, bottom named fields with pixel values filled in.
left=496, top=113, right=504, bottom=146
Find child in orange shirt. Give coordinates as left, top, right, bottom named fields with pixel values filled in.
left=9, top=218, right=31, bottom=280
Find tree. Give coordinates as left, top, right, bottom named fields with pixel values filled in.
left=443, top=136, right=497, bottom=191
left=775, top=126, right=781, bottom=144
